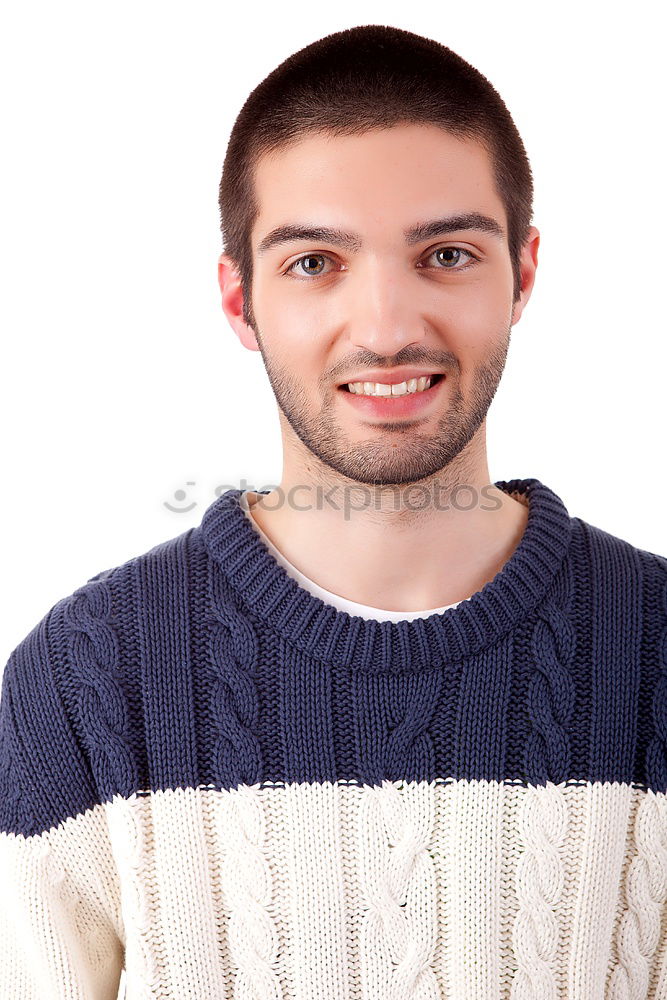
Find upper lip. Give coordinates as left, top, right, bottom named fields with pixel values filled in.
left=338, top=367, right=446, bottom=387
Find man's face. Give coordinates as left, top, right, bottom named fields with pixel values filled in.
left=235, top=123, right=536, bottom=487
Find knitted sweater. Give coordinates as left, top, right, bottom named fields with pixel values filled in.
left=2, top=477, right=667, bottom=999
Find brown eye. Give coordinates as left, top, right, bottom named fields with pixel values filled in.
left=286, top=254, right=334, bottom=278
left=430, top=247, right=476, bottom=269
left=438, top=248, right=462, bottom=267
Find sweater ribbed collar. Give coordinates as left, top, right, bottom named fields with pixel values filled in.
left=198, top=478, right=573, bottom=673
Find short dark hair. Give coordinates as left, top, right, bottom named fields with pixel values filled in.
left=219, top=24, right=533, bottom=327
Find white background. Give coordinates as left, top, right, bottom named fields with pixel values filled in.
left=1, top=4, right=665, bottom=663
left=0, top=4, right=665, bottom=997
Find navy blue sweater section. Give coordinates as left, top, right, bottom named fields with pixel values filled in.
left=1, top=477, right=666, bottom=842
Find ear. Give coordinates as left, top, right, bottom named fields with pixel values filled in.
left=510, top=226, right=540, bottom=326
left=217, top=253, right=261, bottom=351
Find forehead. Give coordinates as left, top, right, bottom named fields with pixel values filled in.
left=251, top=124, right=505, bottom=249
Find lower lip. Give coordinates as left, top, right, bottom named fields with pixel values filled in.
left=338, top=376, right=446, bottom=419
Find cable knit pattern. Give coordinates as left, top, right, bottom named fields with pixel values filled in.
left=207, top=551, right=283, bottom=996
left=106, top=796, right=163, bottom=996
left=65, top=578, right=138, bottom=799
left=607, top=554, right=667, bottom=998
left=607, top=792, right=667, bottom=998
left=511, top=586, right=577, bottom=997
left=219, top=785, right=282, bottom=999
left=2, top=477, right=667, bottom=999
left=207, top=556, right=263, bottom=787
left=511, top=782, right=569, bottom=998
left=358, top=779, right=439, bottom=998
left=524, top=598, right=577, bottom=787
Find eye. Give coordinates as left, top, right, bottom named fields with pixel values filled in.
left=284, top=253, right=336, bottom=279
left=421, top=246, right=479, bottom=271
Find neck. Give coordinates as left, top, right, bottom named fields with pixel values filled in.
left=245, top=450, right=530, bottom=613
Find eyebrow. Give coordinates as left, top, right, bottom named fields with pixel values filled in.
left=256, top=212, right=506, bottom=257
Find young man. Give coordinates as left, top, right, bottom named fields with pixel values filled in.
left=2, top=24, right=666, bottom=998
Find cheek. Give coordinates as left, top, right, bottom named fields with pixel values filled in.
left=260, top=286, right=335, bottom=352
left=254, top=272, right=322, bottom=328
left=252, top=293, right=324, bottom=371
left=449, top=272, right=512, bottom=334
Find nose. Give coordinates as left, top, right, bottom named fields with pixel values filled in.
left=345, top=257, right=428, bottom=356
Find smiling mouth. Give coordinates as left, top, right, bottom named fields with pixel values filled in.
left=338, top=373, right=445, bottom=395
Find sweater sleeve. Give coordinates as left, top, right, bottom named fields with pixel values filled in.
left=0, top=602, right=125, bottom=999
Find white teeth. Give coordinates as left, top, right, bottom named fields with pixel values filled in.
left=348, top=375, right=435, bottom=396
